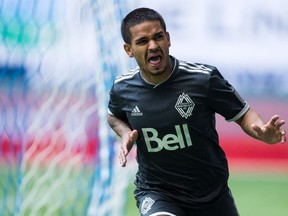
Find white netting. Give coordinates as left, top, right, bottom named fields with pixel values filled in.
left=0, top=0, right=137, bottom=215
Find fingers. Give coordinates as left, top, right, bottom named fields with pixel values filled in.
left=273, top=116, right=286, bottom=143
left=119, top=146, right=127, bottom=167
left=119, top=130, right=138, bottom=167
left=270, top=115, right=285, bottom=128
left=269, top=115, right=280, bottom=126
left=130, top=130, right=138, bottom=142
left=275, top=120, right=286, bottom=128
left=271, top=115, right=286, bottom=143
left=253, top=115, right=286, bottom=144
left=280, top=129, right=286, bottom=143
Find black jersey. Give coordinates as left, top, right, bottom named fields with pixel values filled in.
left=108, top=56, right=249, bottom=207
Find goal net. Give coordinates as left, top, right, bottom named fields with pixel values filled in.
left=0, top=0, right=137, bottom=215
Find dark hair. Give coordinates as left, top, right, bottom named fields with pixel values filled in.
left=121, top=7, right=167, bottom=44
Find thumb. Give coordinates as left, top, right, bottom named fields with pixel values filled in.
left=130, top=130, right=138, bottom=143
left=251, top=124, right=263, bottom=135
left=122, top=130, right=138, bottom=156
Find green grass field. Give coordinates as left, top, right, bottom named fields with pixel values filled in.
left=125, top=172, right=288, bottom=216
left=1, top=164, right=287, bottom=216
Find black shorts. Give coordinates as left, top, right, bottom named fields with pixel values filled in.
left=137, top=187, right=239, bottom=216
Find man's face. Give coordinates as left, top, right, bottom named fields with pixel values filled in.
left=124, top=20, right=172, bottom=84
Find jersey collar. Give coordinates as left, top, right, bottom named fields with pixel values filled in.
left=140, top=55, right=179, bottom=89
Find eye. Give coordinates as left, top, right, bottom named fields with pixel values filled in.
left=136, top=38, right=148, bottom=45
left=154, top=33, right=164, bottom=41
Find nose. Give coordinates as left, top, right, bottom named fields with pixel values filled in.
left=148, top=40, right=158, bottom=50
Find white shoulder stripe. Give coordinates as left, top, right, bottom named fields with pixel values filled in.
left=149, top=212, right=176, bottom=216
left=179, top=61, right=212, bottom=74
left=115, top=68, right=140, bottom=83
left=179, top=66, right=210, bottom=74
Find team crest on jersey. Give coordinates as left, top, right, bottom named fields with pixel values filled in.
left=141, top=197, right=155, bottom=215
left=175, top=93, right=195, bottom=119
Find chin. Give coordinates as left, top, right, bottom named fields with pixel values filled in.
left=151, top=68, right=165, bottom=76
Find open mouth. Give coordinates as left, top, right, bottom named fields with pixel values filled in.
left=148, top=55, right=162, bottom=66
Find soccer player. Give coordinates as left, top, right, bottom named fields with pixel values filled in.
left=107, top=7, right=286, bottom=216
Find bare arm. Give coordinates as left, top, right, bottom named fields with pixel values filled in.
left=107, top=113, right=138, bottom=167
left=235, top=108, right=286, bottom=144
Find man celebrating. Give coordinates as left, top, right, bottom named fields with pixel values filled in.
left=107, top=7, right=286, bottom=216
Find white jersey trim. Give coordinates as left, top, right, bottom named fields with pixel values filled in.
left=149, top=212, right=176, bottom=216
left=107, top=109, right=115, bottom=116
left=179, top=60, right=212, bottom=75
left=115, top=68, right=139, bottom=83
left=227, top=102, right=250, bottom=122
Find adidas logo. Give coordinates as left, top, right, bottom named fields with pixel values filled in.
left=131, top=106, right=143, bottom=116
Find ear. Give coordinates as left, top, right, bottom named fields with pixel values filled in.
left=166, top=32, right=171, bottom=47
left=124, top=43, right=134, bottom=58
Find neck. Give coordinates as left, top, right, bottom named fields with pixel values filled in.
left=141, top=58, right=174, bottom=85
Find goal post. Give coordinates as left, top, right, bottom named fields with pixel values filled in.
left=0, top=0, right=138, bottom=215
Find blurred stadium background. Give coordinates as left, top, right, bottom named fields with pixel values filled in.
left=0, top=0, right=287, bottom=216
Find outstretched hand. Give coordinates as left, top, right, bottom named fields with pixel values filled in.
left=251, top=115, right=286, bottom=144
left=119, top=130, right=138, bottom=167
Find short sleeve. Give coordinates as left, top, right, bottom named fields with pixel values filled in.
left=207, top=69, right=249, bottom=121
left=108, top=83, right=128, bottom=122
